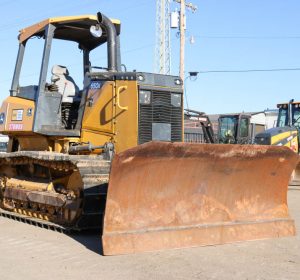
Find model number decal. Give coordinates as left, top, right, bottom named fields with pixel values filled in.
left=90, top=81, right=102, bottom=90
left=9, top=123, right=23, bottom=130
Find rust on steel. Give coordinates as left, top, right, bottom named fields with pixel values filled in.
left=290, top=159, right=300, bottom=186
left=102, top=141, right=299, bottom=255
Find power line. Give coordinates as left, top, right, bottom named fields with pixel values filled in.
left=0, top=0, right=13, bottom=7
left=123, top=43, right=155, bottom=54
left=0, top=2, right=100, bottom=31
left=0, top=0, right=151, bottom=32
left=194, top=35, right=300, bottom=40
left=0, top=42, right=156, bottom=85
left=198, top=68, right=300, bottom=74
left=2, top=67, right=300, bottom=85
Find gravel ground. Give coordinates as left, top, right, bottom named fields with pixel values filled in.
left=0, top=188, right=299, bottom=280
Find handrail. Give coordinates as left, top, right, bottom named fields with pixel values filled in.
left=116, top=86, right=128, bottom=111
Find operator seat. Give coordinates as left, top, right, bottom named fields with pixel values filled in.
left=51, top=65, right=79, bottom=103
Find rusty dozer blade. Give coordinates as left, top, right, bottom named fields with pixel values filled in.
left=102, top=142, right=299, bottom=255
left=290, top=160, right=300, bottom=186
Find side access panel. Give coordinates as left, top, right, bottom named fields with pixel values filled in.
left=102, top=142, right=299, bottom=255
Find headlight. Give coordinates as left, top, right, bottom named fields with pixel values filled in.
left=137, top=74, right=145, bottom=82
left=174, top=78, right=182, bottom=85
left=0, top=113, right=4, bottom=124
left=139, top=90, right=151, bottom=105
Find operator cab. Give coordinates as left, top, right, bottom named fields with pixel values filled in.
left=218, top=114, right=251, bottom=144
left=11, top=14, right=121, bottom=135
left=277, top=102, right=300, bottom=128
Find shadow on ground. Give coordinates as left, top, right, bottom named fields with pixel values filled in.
left=69, top=229, right=104, bottom=255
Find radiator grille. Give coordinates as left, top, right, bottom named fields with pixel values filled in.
left=138, top=91, right=182, bottom=144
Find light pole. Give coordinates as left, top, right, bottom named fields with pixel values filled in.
left=184, top=71, right=199, bottom=109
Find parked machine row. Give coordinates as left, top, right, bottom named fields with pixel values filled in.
left=185, top=101, right=300, bottom=185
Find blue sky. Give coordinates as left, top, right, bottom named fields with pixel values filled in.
left=0, top=0, right=299, bottom=114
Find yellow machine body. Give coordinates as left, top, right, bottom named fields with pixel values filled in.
left=255, top=101, right=300, bottom=184
left=0, top=12, right=298, bottom=255
left=0, top=96, right=35, bottom=133
left=0, top=80, right=160, bottom=154
left=270, top=130, right=299, bottom=152
left=81, top=80, right=140, bottom=153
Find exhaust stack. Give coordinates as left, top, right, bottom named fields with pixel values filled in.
left=97, top=12, right=118, bottom=72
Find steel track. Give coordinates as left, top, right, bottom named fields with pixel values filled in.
left=0, top=151, right=111, bottom=231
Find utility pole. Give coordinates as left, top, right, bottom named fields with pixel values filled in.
left=179, top=0, right=185, bottom=82
left=173, top=0, right=197, bottom=84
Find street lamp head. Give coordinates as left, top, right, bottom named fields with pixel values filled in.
left=189, top=71, right=199, bottom=77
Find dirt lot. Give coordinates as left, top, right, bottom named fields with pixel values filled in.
left=0, top=188, right=300, bottom=280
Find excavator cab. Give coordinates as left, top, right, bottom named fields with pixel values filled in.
left=218, top=114, right=251, bottom=144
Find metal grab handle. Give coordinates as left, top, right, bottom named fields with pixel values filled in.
left=116, top=86, right=128, bottom=111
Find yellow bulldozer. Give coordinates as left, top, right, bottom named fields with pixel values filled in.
left=0, top=12, right=298, bottom=255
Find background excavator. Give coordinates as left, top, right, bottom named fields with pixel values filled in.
left=218, top=113, right=253, bottom=144
left=185, top=110, right=256, bottom=144
left=0, top=12, right=298, bottom=255
left=255, top=100, right=300, bottom=184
